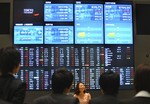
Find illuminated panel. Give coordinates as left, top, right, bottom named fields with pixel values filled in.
left=28, top=69, right=40, bottom=90
left=50, top=45, right=74, bottom=67
left=95, top=67, right=104, bottom=89
left=105, top=45, right=133, bottom=67
left=44, top=26, right=73, bottom=44
left=43, top=48, right=49, bottom=66
left=44, top=3, right=73, bottom=21
left=104, top=67, right=134, bottom=89
left=14, top=26, right=43, bottom=44
left=74, top=68, right=80, bottom=86
left=74, top=67, right=104, bottom=90
left=17, top=68, right=52, bottom=90
left=17, top=68, right=55, bottom=90
left=104, top=45, right=134, bottom=89
left=13, top=0, right=43, bottom=23
left=16, top=46, right=49, bottom=67
left=67, top=68, right=75, bottom=89
left=74, top=45, right=104, bottom=67
left=15, top=44, right=134, bottom=90
left=40, top=69, right=54, bottom=90
left=75, top=3, right=103, bottom=44
left=74, top=45, right=105, bottom=89
left=104, top=3, right=133, bottom=44
left=16, top=47, right=24, bottom=67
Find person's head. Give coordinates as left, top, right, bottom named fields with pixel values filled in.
left=52, top=68, right=73, bottom=94
left=134, top=63, right=150, bottom=93
left=0, top=46, right=21, bottom=75
left=74, top=82, right=86, bottom=95
left=99, top=70, right=120, bottom=95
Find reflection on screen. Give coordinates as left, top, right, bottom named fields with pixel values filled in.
left=105, top=4, right=133, bottom=44
left=44, top=26, right=73, bottom=44
left=44, top=3, right=73, bottom=21
left=14, top=26, right=43, bottom=44
left=75, top=4, right=103, bottom=44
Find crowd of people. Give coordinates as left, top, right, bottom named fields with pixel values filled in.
left=0, top=46, right=150, bottom=104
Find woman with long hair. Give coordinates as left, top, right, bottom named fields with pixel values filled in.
left=74, top=82, right=91, bottom=104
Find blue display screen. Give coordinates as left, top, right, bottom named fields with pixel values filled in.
left=14, top=26, right=43, bottom=44
left=44, top=4, right=73, bottom=22
left=75, top=4, right=103, bottom=44
left=44, top=26, right=73, bottom=44
left=104, top=4, right=133, bottom=44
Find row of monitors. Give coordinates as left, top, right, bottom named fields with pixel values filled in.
left=14, top=43, right=134, bottom=91
left=16, top=67, right=134, bottom=90
left=14, top=25, right=133, bottom=44
left=13, top=1, right=133, bottom=44
left=15, top=45, right=133, bottom=67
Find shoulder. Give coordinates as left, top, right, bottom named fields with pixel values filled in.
left=9, top=78, right=26, bottom=100
left=121, top=97, right=150, bottom=104
left=0, top=99, right=11, bottom=104
left=73, top=94, right=77, bottom=97
left=33, top=94, right=79, bottom=104
left=91, top=96, right=120, bottom=104
left=63, top=94, right=79, bottom=104
left=33, top=95, right=50, bottom=104
left=85, top=93, right=91, bottom=97
left=11, top=79, right=26, bottom=90
left=13, top=79, right=26, bottom=86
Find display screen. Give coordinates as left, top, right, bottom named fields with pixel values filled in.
left=13, top=0, right=134, bottom=90
left=44, top=3, right=73, bottom=22
left=13, top=0, right=43, bottom=24
left=44, top=26, right=73, bottom=44
left=104, top=3, right=133, bottom=44
left=75, top=3, right=103, bottom=44
left=14, top=25, right=43, bottom=44
left=15, top=45, right=134, bottom=90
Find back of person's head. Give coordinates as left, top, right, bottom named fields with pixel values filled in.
left=134, top=63, right=150, bottom=93
left=74, top=82, right=86, bottom=95
left=52, top=68, right=73, bottom=94
left=99, top=70, right=120, bottom=95
left=0, top=46, right=20, bottom=74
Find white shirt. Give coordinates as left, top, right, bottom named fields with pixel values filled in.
left=135, top=90, right=150, bottom=98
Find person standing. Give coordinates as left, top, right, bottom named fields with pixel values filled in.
left=0, top=46, right=26, bottom=104
left=90, top=70, right=120, bottom=104
left=121, top=63, right=150, bottom=104
left=33, top=68, right=79, bottom=104
left=74, top=82, right=91, bottom=104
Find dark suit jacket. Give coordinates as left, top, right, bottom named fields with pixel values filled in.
left=33, top=93, right=79, bottom=104
left=90, top=95, right=120, bottom=104
left=0, top=74, right=26, bottom=104
left=0, top=99, right=11, bottom=104
left=120, top=97, right=150, bottom=104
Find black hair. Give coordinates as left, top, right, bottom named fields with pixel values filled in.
left=99, top=70, right=120, bottom=95
left=52, top=68, right=73, bottom=93
left=0, top=46, right=20, bottom=74
left=74, top=82, right=86, bottom=95
left=134, top=63, right=150, bottom=93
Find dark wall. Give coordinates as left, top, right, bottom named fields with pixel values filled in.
left=0, top=0, right=12, bottom=48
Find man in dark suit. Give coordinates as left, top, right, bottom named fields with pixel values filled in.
left=33, top=68, right=79, bottom=104
left=121, top=63, right=150, bottom=104
left=90, top=70, right=120, bottom=104
left=0, top=46, right=26, bottom=104
left=0, top=99, right=11, bottom=104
